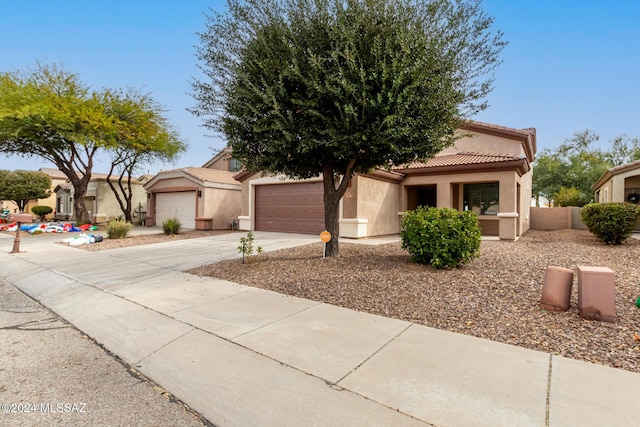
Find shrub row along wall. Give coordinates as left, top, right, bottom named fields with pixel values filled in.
left=530, top=207, right=588, bottom=231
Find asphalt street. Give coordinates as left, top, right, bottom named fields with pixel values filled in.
left=0, top=277, right=208, bottom=427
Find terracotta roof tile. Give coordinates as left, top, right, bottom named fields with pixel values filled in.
left=39, top=168, right=68, bottom=179
left=394, top=152, right=524, bottom=170
left=183, top=167, right=240, bottom=185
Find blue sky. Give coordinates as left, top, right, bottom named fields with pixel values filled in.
left=1, top=0, right=639, bottom=173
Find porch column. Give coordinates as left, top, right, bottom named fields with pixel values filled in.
left=498, top=177, right=518, bottom=240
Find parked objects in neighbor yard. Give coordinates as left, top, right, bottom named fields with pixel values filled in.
left=62, top=233, right=102, bottom=246
left=577, top=266, right=616, bottom=323
left=1, top=221, right=90, bottom=233
left=540, top=266, right=574, bottom=312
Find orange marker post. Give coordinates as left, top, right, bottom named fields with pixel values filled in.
left=320, top=230, right=331, bottom=258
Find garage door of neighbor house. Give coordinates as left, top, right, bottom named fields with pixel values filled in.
left=155, top=192, right=196, bottom=229
left=255, top=182, right=324, bottom=234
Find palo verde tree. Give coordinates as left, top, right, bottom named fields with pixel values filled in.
left=192, top=0, right=505, bottom=256
left=103, top=89, right=186, bottom=222
left=0, top=64, right=185, bottom=224
left=0, top=170, right=51, bottom=212
left=0, top=64, right=113, bottom=224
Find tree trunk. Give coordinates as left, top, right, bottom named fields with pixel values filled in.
left=323, top=184, right=341, bottom=257
left=321, top=160, right=356, bottom=257
left=65, top=171, right=92, bottom=224
left=106, top=168, right=133, bottom=222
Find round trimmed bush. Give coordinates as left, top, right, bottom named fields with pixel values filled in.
left=400, top=206, right=481, bottom=269
left=581, top=202, right=640, bottom=245
left=31, top=205, right=53, bottom=220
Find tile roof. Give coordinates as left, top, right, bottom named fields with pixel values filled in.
left=394, top=152, right=525, bottom=170
left=183, top=167, right=240, bottom=186
left=39, top=168, right=68, bottom=179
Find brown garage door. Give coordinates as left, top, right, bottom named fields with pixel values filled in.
left=255, top=182, right=324, bottom=234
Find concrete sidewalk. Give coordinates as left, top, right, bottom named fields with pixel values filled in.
left=1, top=231, right=639, bottom=426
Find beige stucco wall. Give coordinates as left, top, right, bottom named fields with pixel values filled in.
left=91, top=179, right=148, bottom=223
left=439, top=131, right=526, bottom=158
left=202, top=186, right=242, bottom=229
left=352, top=176, right=402, bottom=236
left=207, top=155, right=232, bottom=171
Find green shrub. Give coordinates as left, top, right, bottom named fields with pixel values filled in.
left=581, top=202, right=640, bottom=245
left=238, top=232, right=263, bottom=263
left=400, top=206, right=481, bottom=269
left=162, top=217, right=182, bottom=235
left=553, top=186, right=591, bottom=207
left=31, top=205, right=53, bottom=220
left=106, top=218, right=131, bottom=239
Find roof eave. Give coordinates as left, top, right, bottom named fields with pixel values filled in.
left=399, top=159, right=529, bottom=176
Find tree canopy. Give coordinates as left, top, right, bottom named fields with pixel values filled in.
left=0, top=170, right=51, bottom=212
left=103, top=89, right=186, bottom=222
left=0, top=63, right=185, bottom=223
left=192, top=0, right=505, bottom=256
left=532, top=130, right=640, bottom=207
left=0, top=64, right=108, bottom=223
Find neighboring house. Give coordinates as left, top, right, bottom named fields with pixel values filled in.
left=592, top=159, right=640, bottom=205
left=234, top=121, right=536, bottom=240
left=144, top=149, right=242, bottom=229
left=54, top=173, right=150, bottom=224
left=1, top=168, right=67, bottom=218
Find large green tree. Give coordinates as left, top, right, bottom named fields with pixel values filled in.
left=192, top=0, right=505, bottom=256
left=103, top=89, right=186, bottom=222
left=532, top=130, right=640, bottom=207
left=0, top=64, right=185, bottom=224
left=0, top=64, right=115, bottom=223
left=0, top=170, right=51, bottom=213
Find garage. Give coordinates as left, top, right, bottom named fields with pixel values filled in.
left=255, top=182, right=324, bottom=234
left=155, top=191, right=196, bottom=229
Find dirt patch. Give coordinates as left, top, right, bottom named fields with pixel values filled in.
left=60, top=229, right=234, bottom=251
left=186, top=229, right=640, bottom=373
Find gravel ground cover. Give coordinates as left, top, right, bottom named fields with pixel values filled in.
left=187, top=229, right=640, bottom=373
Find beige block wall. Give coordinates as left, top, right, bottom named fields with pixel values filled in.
left=530, top=207, right=587, bottom=231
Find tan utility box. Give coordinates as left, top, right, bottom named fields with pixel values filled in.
left=577, top=266, right=616, bottom=323
left=540, top=266, right=574, bottom=312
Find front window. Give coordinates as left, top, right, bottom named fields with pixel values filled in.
left=464, top=182, right=499, bottom=215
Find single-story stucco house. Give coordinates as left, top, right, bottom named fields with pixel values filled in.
left=234, top=121, right=537, bottom=240
left=55, top=173, right=150, bottom=224
left=592, top=159, right=640, bottom=205
left=592, top=159, right=640, bottom=231
left=144, top=148, right=242, bottom=230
